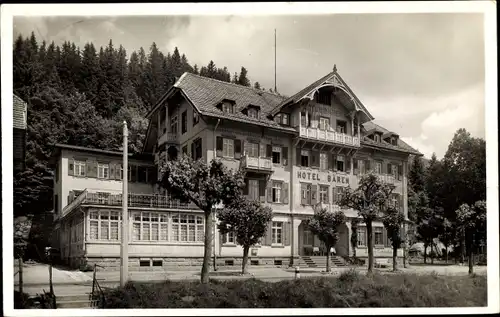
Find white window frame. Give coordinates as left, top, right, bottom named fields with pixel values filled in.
left=336, top=155, right=345, bottom=172
left=97, top=163, right=109, bottom=179
left=301, top=150, right=310, bottom=167
left=171, top=213, right=204, bottom=243
left=374, top=134, right=380, bottom=142
left=272, top=181, right=282, bottom=203
left=374, top=227, right=384, bottom=246
left=74, top=161, right=86, bottom=177
left=282, top=113, right=289, bottom=125
left=391, top=164, right=398, bottom=178
left=272, top=146, right=281, bottom=164
left=89, top=210, right=121, bottom=241
left=272, top=221, right=283, bottom=245
left=170, top=115, right=178, bottom=134
left=248, top=108, right=259, bottom=119
left=319, top=117, right=330, bottom=130
left=357, top=226, right=366, bottom=247
left=222, top=103, right=233, bottom=113
left=222, top=138, right=234, bottom=158
left=248, top=179, right=259, bottom=201
left=245, top=142, right=259, bottom=158
left=226, top=231, right=236, bottom=244
left=319, top=185, right=329, bottom=203
left=375, top=161, right=382, bottom=174
left=132, top=212, right=168, bottom=241
left=302, top=183, right=312, bottom=205
left=320, top=152, right=328, bottom=170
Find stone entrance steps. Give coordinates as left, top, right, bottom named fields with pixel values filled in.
left=300, top=256, right=347, bottom=268
left=56, top=293, right=99, bottom=309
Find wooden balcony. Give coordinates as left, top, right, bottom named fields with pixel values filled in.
left=67, top=190, right=198, bottom=212
left=240, top=155, right=273, bottom=174
left=355, top=173, right=400, bottom=185
left=158, top=132, right=179, bottom=145
left=298, top=127, right=360, bottom=147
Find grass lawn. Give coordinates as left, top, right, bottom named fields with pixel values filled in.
left=102, top=270, right=487, bottom=308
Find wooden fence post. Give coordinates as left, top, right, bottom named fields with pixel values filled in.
left=19, top=257, right=24, bottom=295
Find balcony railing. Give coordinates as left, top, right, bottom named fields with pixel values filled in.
left=240, top=155, right=273, bottom=171
left=298, top=127, right=360, bottom=147
left=355, top=173, right=400, bottom=184
left=82, top=192, right=197, bottom=210
left=158, top=132, right=179, bottom=145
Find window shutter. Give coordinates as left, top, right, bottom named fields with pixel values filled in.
left=68, top=160, right=74, bottom=176
left=296, top=148, right=302, bottom=166
left=243, top=178, right=249, bottom=195
left=282, top=182, right=289, bottom=204
left=87, top=159, right=97, bottom=178
left=216, top=136, right=223, bottom=157
left=311, top=185, right=318, bottom=205
left=353, top=159, right=359, bottom=175
left=329, top=153, right=335, bottom=170
left=398, top=165, right=403, bottom=180
left=332, top=154, right=337, bottom=171
left=131, top=165, right=137, bottom=182
left=284, top=222, right=291, bottom=246
left=311, top=151, right=318, bottom=168
left=300, top=183, right=307, bottom=205
left=110, top=164, right=115, bottom=179
left=234, top=139, right=242, bottom=159
left=267, top=181, right=273, bottom=202
left=259, top=180, right=266, bottom=202
left=387, top=163, right=392, bottom=176
left=332, top=187, right=337, bottom=203
left=265, top=222, right=273, bottom=245
left=266, top=144, right=272, bottom=158
left=346, top=156, right=351, bottom=173
left=282, top=147, right=288, bottom=166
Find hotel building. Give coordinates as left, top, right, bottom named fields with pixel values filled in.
left=51, top=66, right=421, bottom=270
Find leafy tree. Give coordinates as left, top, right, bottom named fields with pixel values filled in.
left=456, top=201, right=486, bottom=275
left=217, top=198, right=273, bottom=274
left=382, top=208, right=405, bottom=271
left=304, top=208, right=346, bottom=273
left=159, top=157, right=245, bottom=283
left=438, top=218, right=454, bottom=263
left=409, top=156, right=426, bottom=193
left=237, top=67, right=251, bottom=86
left=338, top=173, right=395, bottom=273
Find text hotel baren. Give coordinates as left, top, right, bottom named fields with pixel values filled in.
left=51, top=67, right=421, bottom=270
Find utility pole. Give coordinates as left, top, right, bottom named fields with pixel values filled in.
left=120, top=121, right=129, bottom=287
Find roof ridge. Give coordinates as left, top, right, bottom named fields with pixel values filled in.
left=183, top=72, right=288, bottom=100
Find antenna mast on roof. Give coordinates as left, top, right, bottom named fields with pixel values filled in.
left=274, top=28, right=277, bottom=94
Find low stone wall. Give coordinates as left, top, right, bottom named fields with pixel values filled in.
left=84, top=256, right=295, bottom=271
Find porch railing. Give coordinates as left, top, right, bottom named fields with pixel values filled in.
left=298, top=127, right=360, bottom=147
left=240, top=155, right=273, bottom=171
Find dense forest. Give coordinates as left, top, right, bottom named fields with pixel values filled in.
left=13, top=31, right=269, bottom=218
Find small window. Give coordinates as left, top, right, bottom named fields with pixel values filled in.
left=74, top=161, right=86, bottom=177
left=170, top=115, right=178, bottom=134
left=272, top=146, right=281, bottom=164
left=97, top=163, right=109, bottom=179
left=251, top=260, right=259, bottom=266
left=274, top=260, right=283, bottom=266
left=374, top=134, right=380, bottom=142
left=181, top=111, right=187, bottom=134
left=223, top=138, right=234, bottom=158
left=336, top=121, right=347, bottom=134
left=301, top=150, right=310, bottom=167
left=282, top=114, right=289, bottom=126
left=140, top=260, right=150, bottom=267
left=336, top=155, right=345, bottom=172
left=319, top=185, right=329, bottom=203
left=225, top=259, right=235, bottom=266
left=245, top=142, right=259, bottom=158
left=375, top=161, right=382, bottom=174
left=315, top=90, right=331, bottom=105
left=272, top=181, right=282, bottom=203
left=222, top=102, right=233, bottom=114
left=248, top=108, right=259, bottom=119
left=375, top=227, right=384, bottom=245
left=320, top=152, right=328, bottom=170
left=319, top=117, right=330, bottom=130
left=193, top=111, right=199, bottom=126
left=152, top=260, right=163, bottom=267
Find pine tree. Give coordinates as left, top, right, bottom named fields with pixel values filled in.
left=253, top=81, right=261, bottom=90
left=232, top=72, right=238, bottom=84
left=193, top=64, right=199, bottom=75
left=237, top=67, right=250, bottom=86
left=79, top=43, right=100, bottom=102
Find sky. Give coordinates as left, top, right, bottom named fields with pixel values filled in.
left=13, top=13, right=486, bottom=159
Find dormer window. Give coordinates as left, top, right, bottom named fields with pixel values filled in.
left=222, top=102, right=234, bottom=114
left=390, top=137, right=398, bottom=146
left=248, top=108, right=259, bottom=119
left=274, top=113, right=289, bottom=126
left=374, top=134, right=380, bottom=142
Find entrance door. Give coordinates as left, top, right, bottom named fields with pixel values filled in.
left=303, top=228, right=314, bottom=256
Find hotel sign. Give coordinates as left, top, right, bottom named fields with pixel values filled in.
left=297, top=170, right=350, bottom=185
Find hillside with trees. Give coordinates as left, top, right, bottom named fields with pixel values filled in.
left=13, top=32, right=264, bottom=218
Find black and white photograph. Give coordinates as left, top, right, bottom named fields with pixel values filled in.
left=2, top=2, right=498, bottom=315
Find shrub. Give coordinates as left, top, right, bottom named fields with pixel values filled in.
left=14, top=291, right=30, bottom=309
left=101, top=274, right=487, bottom=308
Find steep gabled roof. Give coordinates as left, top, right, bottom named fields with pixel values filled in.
left=167, top=73, right=296, bottom=132
left=362, top=121, right=422, bottom=155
